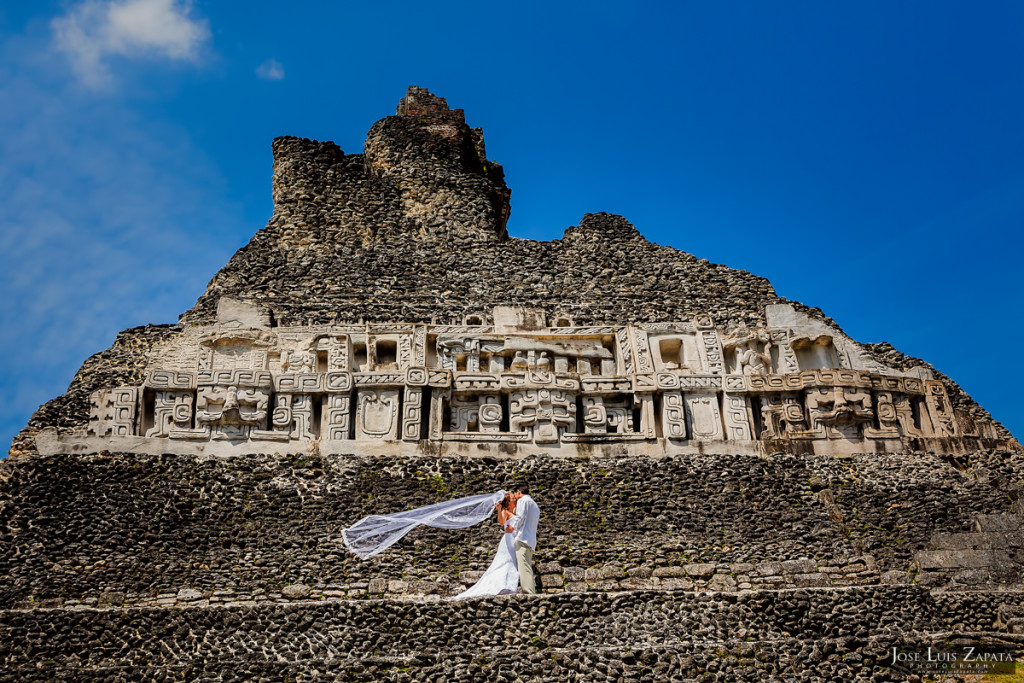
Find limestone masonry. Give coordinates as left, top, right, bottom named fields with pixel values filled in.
left=2, top=86, right=1023, bottom=680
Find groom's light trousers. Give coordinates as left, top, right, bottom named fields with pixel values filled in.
left=515, top=541, right=536, bottom=594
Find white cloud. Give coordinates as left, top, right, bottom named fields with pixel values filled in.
left=0, top=31, right=247, bottom=455
left=256, top=58, right=285, bottom=81
left=51, top=0, right=210, bottom=87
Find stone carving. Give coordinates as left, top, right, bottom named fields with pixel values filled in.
left=79, top=313, right=994, bottom=454
left=510, top=389, right=576, bottom=444
left=616, top=328, right=634, bottom=374
left=428, top=388, right=447, bottom=440
left=582, top=396, right=634, bottom=435
left=581, top=377, right=632, bottom=394
left=398, top=334, right=413, bottom=370
left=275, top=374, right=322, bottom=393
left=770, top=330, right=799, bottom=373
left=685, top=393, right=724, bottom=440
left=478, top=396, right=502, bottom=433
left=582, top=397, right=607, bottom=434
left=192, top=370, right=272, bottom=440
left=454, top=373, right=500, bottom=391
left=925, top=380, right=958, bottom=437
left=354, top=372, right=405, bottom=386
left=864, top=391, right=901, bottom=439
left=144, top=370, right=196, bottom=391
left=760, top=394, right=810, bottom=439
left=412, top=326, right=427, bottom=366
left=273, top=394, right=316, bottom=440
left=697, top=328, right=725, bottom=375
left=282, top=343, right=316, bottom=374
left=325, top=394, right=352, bottom=440
left=661, top=391, right=687, bottom=440
left=356, top=389, right=399, bottom=440
left=316, top=335, right=350, bottom=371
left=88, top=387, right=139, bottom=437
left=402, top=388, right=424, bottom=441
left=722, top=394, right=753, bottom=440
left=892, top=393, right=922, bottom=438
left=196, top=385, right=270, bottom=440
left=451, top=395, right=482, bottom=432
left=325, top=372, right=353, bottom=392
left=805, top=386, right=873, bottom=439
left=722, top=326, right=773, bottom=375
left=633, top=328, right=653, bottom=373
left=147, top=391, right=193, bottom=438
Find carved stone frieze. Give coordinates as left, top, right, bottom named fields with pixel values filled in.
left=77, top=315, right=995, bottom=453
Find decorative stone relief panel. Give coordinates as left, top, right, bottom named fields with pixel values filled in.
left=510, top=389, right=576, bottom=444
left=324, top=394, right=352, bottom=440
left=684, top=393, right=724, bottom=440
left=401, top=387, right=425, bottom=441
left=88, top=387, right=138, bottom=437
left=722, top=394, right=753, bottom=440
left=661, top=391, right=687, bottom=440
left=925, top=380, right=959, bottom=437
left=355, top=389, right=399, bottom=440
left=146, top=391, right=193, bottom=438
left=77, top=314, right=998, bottom=454
left=805, top=386, right=873, bottom=439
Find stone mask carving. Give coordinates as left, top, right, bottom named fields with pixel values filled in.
left=196, top=385, right=270, bottom=427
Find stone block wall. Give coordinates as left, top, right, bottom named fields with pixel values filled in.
left=1, top=449, right=1020, bottom=610
left=914, top=513, right=1024, bottom=587
left=1, top=586, right=1022, bottom=681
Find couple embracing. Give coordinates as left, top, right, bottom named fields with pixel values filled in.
left=455, top=483, right=540, bottom=599
left=341, top=483, right=540, bottom=600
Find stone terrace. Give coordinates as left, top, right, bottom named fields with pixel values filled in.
left=1, top=587, right=1022, bottom=681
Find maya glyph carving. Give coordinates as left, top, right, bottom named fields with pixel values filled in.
left=79, top=303, right=1002, bottom=453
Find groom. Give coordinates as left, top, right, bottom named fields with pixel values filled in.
left=504, top=483, right=540, bottom=594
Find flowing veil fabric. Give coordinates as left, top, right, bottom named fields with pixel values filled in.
left=342, top=490, right=506, bottom=560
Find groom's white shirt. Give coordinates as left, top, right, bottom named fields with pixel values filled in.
left=508, top=494, right=540, bottom=549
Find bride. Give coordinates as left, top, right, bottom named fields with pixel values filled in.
left=450, top=492, right=519, bottom=599
left=340, top=489, right=519, bottom=599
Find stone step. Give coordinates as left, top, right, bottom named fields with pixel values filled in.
left=0, top=586, right=1021, bottom=682
left=915, top=549, right=1013, bottom=571
left=974, top=514, right=1024, bottom=533
left=930, top=531, right=1024, bottom=550
left=0, top=635, right=1020, bottom=683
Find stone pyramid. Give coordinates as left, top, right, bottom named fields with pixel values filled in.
left=1, top=87, right=1022, bottom=680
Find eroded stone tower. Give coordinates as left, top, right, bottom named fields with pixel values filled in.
left=2, top=87, right=1023, bottom=681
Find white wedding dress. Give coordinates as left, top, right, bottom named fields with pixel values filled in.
left=451, top=530, right=519, bottom=599
left=340, top=490, right=520, bottom=599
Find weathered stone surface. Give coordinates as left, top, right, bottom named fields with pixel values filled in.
left=685, top=563, right=717, bottom=579
left=281, top=584, right=311, bottom=599
left=0, top=586, right=1020, bottom=682
left=976, top=514, right=1024, bottom=532
left=916, top=550, right=1012, bottom=571
left=0, top=449, right=1021, bottom=607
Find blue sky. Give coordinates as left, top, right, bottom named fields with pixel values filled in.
left=1, top=1, right=1022, bottom=452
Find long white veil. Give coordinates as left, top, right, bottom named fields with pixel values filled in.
left=342, top=490, right=506, bottom=560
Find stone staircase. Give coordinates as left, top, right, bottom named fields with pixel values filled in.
left=915, top=514, right=1024, bottom=587
left=1, top=585, right=1023, bottom=682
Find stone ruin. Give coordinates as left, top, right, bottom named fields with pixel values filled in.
left=1, top=87, right=1023, bottom=681
left=72, top=299, right=999, bottom=459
